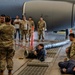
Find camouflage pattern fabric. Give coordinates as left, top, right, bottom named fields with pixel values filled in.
left=0, top=24, right=15, bottom=70
left=0, top=24, right=15, bottom=48
left=0, top=47, right=15, bottom=70
left=67, top=41, right=75, bottom=60
left=70, top=41, right=75, bottom=59
left=20, top=20, right=28, bottom=40
left=37, top=20, right=46, bottom=40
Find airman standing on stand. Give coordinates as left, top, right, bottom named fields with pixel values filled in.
left=20, top=16, right=29, bottom=42
left=37, top=17, right=47, bottom=42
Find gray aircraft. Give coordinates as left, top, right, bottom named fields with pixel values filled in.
left=0, top=0, right=75, bottom=31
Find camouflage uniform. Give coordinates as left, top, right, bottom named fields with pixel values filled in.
left=28, top=20, right=35, bottom=41
left=67, top=40, right=75, bottom=60
left=37, top=20, right=46, bottom=41
left=0, top=24, right=15, bottom=71
left=20, top=20, right=28, bottom=41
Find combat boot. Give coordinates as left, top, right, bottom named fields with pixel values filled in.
left=8, top=70, right=12, bottom=75
left=0, top=70, right=4, bottom=75
left=26, top=40, right=28, bottom=42
left=41, top=39, right=44, bottom=42
left=37, top=40, right=40, bottom=42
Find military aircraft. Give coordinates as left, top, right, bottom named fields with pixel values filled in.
left=0, top=0, right=75, bottom=31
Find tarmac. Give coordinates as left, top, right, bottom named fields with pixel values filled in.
left=4, top=32, right=72, bottom=75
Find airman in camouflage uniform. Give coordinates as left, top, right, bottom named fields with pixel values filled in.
left=20, top=16, right=29, bottom=42
left=37, top=17, right=46, bottom=42
left=0, top=16, right=15, bottom=75
left=28, top=17, right=35, bottom=41
left=66, top=33, right=75, bottom=60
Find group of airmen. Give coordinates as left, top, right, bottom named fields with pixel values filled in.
left=0, top=14, right=47, bottom=75
left=14, top=15, right=47, bottom=42
left=1, top=14, right=75, bottom=75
